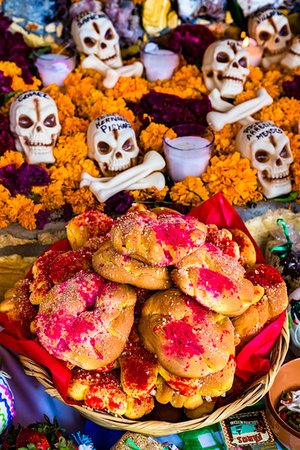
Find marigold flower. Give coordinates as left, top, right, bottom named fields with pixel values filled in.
left=170, top=176, right=209, bottom=207
left=139, top=123, right=176, bottom=154
left=202, top=152, right=262, bottom=205
left=0, top=151, right=24, bottom=169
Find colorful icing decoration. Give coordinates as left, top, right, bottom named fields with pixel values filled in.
left=0, top=372, right=16, bottom=434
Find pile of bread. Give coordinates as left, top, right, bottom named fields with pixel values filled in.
left=0, top=205, right=288, bottom=420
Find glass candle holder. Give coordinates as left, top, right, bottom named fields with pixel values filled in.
left=34, top=49, right=76, bottom=87
left=140, top=42, right=180, bottom=82
left=163, top=124, right=214, bottom=182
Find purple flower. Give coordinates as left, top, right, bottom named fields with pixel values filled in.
left=169, top=24, right=215, bottom=65
left=283, top=75, right=300, bottom=100
left=128, top=90, right=212, bottom=128
left=0, top=162, right=50, bottom=196
left=167, top=203, right=189, bottom=214
left=0, top=130, right=15, bottom=154
left=0, top=71, right=12, bottom=96
left=105, top=191, right=133, bottom=214
left=35, top=209, right=51, bottom=229
left=0, top=14, right=12, bottom=32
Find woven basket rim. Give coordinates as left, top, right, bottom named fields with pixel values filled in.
left=19, top=314, right=289, bottom=436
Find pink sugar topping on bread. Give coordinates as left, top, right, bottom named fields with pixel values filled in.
left=196, top=268, right=237, bottom=298
left=163, top=320, right=205, bottom=358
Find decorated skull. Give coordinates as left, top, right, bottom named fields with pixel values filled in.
left=236, top=121, right=293, bottom=199
left=9, top=91, right=61, bottom=165
left=202, top=40, right=250, bottom=99
left=71, top=11, right=122, bottom=69
left=248, top=7, right=292, bottom=68
left=87, top=114, right=139, bottom=176
left=281, top=34, right=300, bottom=69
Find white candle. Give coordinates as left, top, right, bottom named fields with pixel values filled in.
left=35, top=53, right=76, bottom=87
left=141, top=43, right=180, bottom=82
left=242, top=37, right=263, bottom=67
left=164, top=135, right=212, bottom=182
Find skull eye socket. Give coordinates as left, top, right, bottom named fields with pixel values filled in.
left=239, top=57, right=248, bottom=68
left=279, top=25, right=289, bottom=37
left=122, top=138, right=134, bottom=152
left=280, top=145, right=290, bottom=158
left=255, top=150, right=270, bottom=163
left=258, top=31, right=271, bottom=42
left=44, top=114, right=57, bottom=128
left=84, top=37, right=97, bottom=48
left=216, top=52, right=230, bottom=63
left=104, top=28, right=114, bottom=40
left=18, top=115, right=34, bottom=129
left=97, top=141, right=111, bottom=154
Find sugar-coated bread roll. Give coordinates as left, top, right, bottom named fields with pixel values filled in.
left=119, top=328, right=158, bottom=399
left=172, top=243, right=262, bottom=316
left=205, top=225, right=240, bottom=259
left=111, top=210, right=207, bottom=266
left=36, top=270, right=136, bottom=370
left=92, top=239, right=172, bottom=290
left=229, top=228, right=257, bottom=267
left=138, top=288, right=235, bottom=378
left=233, top=264, right=288, bottom=348
left=67, top=368, right=154, bottom=418
left=244, top=264, right=288, bottom=319
left=66, top=210, right=114, bottom=250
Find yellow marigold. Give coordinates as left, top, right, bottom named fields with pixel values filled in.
left=53, top=133, right=88, bottom=165
left=139, top=123, right=176, bottom=154
left=42, top=87, right=76, bottom=123
left=212, top=123, right=241, bottom=157
left=202, top=152, right=262, bottom=205
left=0, top=185, right=12, bottom=229
left=7, top=195, right=41, bottom=230
left=170, top=176, right=209, bottom=207
left=292, top=162, right=300, bottom=197
left=290, top=134, right=300, bottom=164
left=0, top=151, right=24, bottom=169
left=254, top=97, right=300, bottom=134
left=80, top=159, right=101, bottom=178
left=64, top=186, right=99, bottom=214
left=47, top=163, right=82, bottom=187
left=61, top=116, right=89, bottom=135
left=235, top=66, right=283, bottom=104
left=89, top=96, right=136, bottom=124
left=154, top=64, right=207, bottom=99
left=32, top=183, right=65, bottom=211
left=11, top=75, right=41, bottom=92
left=106, top=76, right=149, bottom=102
left=129, top=185, right=168, bottom=202
left=0, top=61, right=22, bottom=77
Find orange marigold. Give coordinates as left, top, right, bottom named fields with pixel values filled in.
left=170, top=176, right=209, bottom=207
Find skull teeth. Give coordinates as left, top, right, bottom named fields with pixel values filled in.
left=262, top=170, right=289, bottom=181
left=222, top=76, right=243, bottom=83
left=102, top=53, right=117, bottom=63
left=290, top=49, right=300, bottom=57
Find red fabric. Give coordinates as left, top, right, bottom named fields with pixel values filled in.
left=0, top=193, right=285, bottom=401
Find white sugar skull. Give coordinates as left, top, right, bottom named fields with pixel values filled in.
left=9, top=91, right=61, bottom=165
left=248, top=7, right=292, bottom=68
left=202, top=40, right=250, bottom=99
left=236, top=121, right=293, bottom=199
left=281, top=34, right=300, bottom=69
left=71, top=11, right=122, bottom=69
left=87, top=114, right=139, bottom=176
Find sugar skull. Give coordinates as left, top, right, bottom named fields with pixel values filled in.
left=248, top=7, right=292, bottom=68
left=281, top=34, right=300, bottom=69
left=236, top=121, right=293, bottom=199
left=9, top=90, right=61, bottom=165
left=202, top=40, right=250, bottom=99
left=71, top=11, right=122, bottom=69
left=87, top=114, right=139, bottom=176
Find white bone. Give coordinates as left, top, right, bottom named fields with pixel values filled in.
left=81, top=171, right=165, bottom=202
left=81, top=151, right=165, bottom=202
left=81, top=55, right=143, bottom=89
left=208, top=89, right=233, bottom=113
left=81, top=171, right=165, bottom=191
left=207, top=88, right=273, bottom=131
left=87, top=151, right=165, bottom=190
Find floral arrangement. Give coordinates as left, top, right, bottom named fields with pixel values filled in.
left=0, top=13, right=299, bottom=231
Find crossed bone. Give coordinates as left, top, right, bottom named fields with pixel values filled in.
left=81, top=151, right=166, bottom=203
left=82, top=54, right=143, bottom=88
left=207, top=87, right=273, bottom=131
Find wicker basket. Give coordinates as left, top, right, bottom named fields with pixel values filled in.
left=19, top=314, right=289, bottom=437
